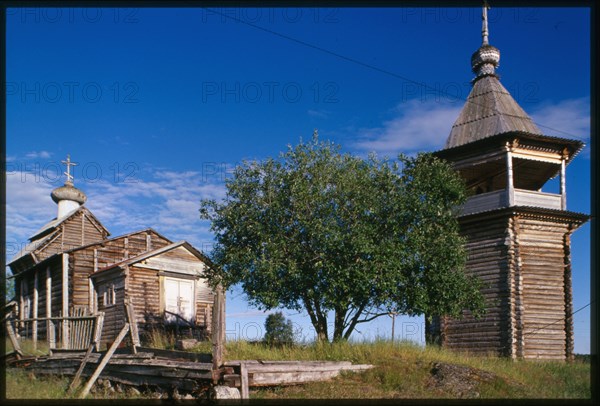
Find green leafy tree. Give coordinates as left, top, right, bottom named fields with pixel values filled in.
left=264, top=312, right=294, bottom=346
left=200, top=135, right=484, bottom=342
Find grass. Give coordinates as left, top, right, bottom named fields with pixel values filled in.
left=4, top=336, right=591, bottom=400
left=219, top=339, right=591, bottom=399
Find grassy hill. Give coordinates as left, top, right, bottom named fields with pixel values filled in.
left=4, top=339, right=591, bottom=400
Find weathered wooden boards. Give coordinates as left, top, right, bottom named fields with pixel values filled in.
left=223, top=360, right=374, bottom=389
left=434, top=209, right=584, bottom=360
left=12, top=349, right=215, bottom=394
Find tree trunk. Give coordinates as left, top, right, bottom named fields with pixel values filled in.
left=333, top=308, right=346, bottom=342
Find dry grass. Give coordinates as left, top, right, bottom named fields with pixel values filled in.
left=4, top=336, right=591, bottom=400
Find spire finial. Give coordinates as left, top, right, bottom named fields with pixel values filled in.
left=482, top=1, right=490, bottom=46
left=471, top=0, right=499, bottom=82
left=61, top=154, right=78, bottom=185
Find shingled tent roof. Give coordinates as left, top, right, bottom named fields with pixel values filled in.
left=444, top=4, right=543, bottom=150
left=445, top=75, right=543, bottom=149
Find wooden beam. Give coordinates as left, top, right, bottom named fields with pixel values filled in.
left=125, top=299, right=140, bottom=353
left=239, top=362, right=249, bottom=399
left=78, top=322, right=130, bottom=399
left=506, top=147, right=515, bottom=206
left=93, top=249, right=98, bottom=273
left=46, top=267, right=52, bottom=349
left=33, top=270, right=38, bottom=351
left=63, top=253, right=70, bottom=349
left=68, top=342, right=96, bottom=394
left=19, top=279, right=24, bottom=329
left=212, top=285, right=224, bottom=378
left=89, top=279, right=94, bottom=312
left=6, top=319, right=23, bottom=358
left=560, top=158, right=566, bottom=210
left=93, top=312, right=105, bottom=352
left=46, top=267, right=52, bottom=318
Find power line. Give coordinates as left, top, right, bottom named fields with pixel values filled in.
left=522, top=301, right=593, bottom=338
left=202, top=8, right=589, bottom=143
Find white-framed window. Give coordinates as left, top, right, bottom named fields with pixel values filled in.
left=102, top=284, right=116, bottom=307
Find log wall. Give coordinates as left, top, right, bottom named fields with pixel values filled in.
left=439, top=213, right=512, bottom=356
left=70, top=230, right=170, bottom=309
left=38, top=209, right=107, bottom=261
left=514, top=215, right=572, bottom=359
left=435, top=210, right=577, bottom=360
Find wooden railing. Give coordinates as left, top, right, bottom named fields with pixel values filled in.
left=5, top=310, right=105, bottom=355
left=461, top=188, right=562, bottom=216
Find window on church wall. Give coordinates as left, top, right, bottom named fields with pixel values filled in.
left=101, top=284, right=116, bottom=307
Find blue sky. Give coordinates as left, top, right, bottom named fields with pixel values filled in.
left=5, top=7, right=591, bottom=352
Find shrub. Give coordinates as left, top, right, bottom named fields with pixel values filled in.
left=264, top=312, right=294, bottom=346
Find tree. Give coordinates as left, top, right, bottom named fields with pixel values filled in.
left=200, top=135, right=484, bottom=342
left=264, top=312, right=294, bottom=346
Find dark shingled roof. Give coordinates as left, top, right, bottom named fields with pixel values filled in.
left=445, top=75, right=543, bottom=149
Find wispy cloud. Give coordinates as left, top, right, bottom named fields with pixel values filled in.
left=5, top=165, right=229, bottom=264
left=308, top=109, right=330, bottom=119
left=530, top=97, right=590, bottom=143
left=25, top=150, right=52, bottom=159
left=352, top=99, right=461, bottom=156
left=352, top=97, right=591, bottom=157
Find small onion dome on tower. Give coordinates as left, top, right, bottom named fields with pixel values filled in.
left=471, top=44, right=500, bottom=79
left=471, top=2, right=500, bottom=81
left=51, top=154, right=87, bottom=219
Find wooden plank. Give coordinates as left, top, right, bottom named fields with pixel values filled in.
left=62, top=253, right=70, bottom=349
left=46, top=267, right=52, bottom=320
left=125, top=300, right=140, bottom=353
left=240, top=362, right=249, bottom=399
left=78, top=322, right=130, bottom=399
left=6, top=319, right=23, bottom=358
left=212, top=285, right=224, bottom=375
left=68, top=342, right=96, bottom=394
left=33, top=270, right=38, bottom=350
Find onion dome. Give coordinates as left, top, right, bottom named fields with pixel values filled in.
left=51, top=182, right=87, bottom=205
left=51, top=154, right=87, bottom=219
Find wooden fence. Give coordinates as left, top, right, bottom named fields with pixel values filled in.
left=5, top=308, right=105, bottom=355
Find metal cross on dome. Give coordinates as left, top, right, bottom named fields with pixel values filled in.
left=61, top=154, right=78, bottom=184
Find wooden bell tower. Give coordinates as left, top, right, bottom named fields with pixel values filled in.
left=427, top=4, right=588, bottom=359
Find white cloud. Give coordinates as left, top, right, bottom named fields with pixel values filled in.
left=25, top=150, right=52, bottom=159
left=352, top=97, right=590, bottom=157
left=308, top=109, right=329, bottom=119
left=5, top=165, right=229, bottom=265
left=352, top=99, right=462, bottom=156
left=530, top=97, right=590, bottom=142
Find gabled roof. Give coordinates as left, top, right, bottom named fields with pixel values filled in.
left=445, top=76, right=543, bottom=149
left=91, top=241, right=213, bottom=278
left=63, top=227, right=171, bottom=254
left=29, top=205, right=109, bottom=241
left=9, top=205, right=109, bottom=266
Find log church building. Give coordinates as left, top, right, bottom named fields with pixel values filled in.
left=426, top=5, right=588, bottom=359
left=8, top=156, right=216, bottom=347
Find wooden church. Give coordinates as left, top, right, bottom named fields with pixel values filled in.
left=426, top=6, right=588, bottom=360
left=8, top=156, right=216, bottom=347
